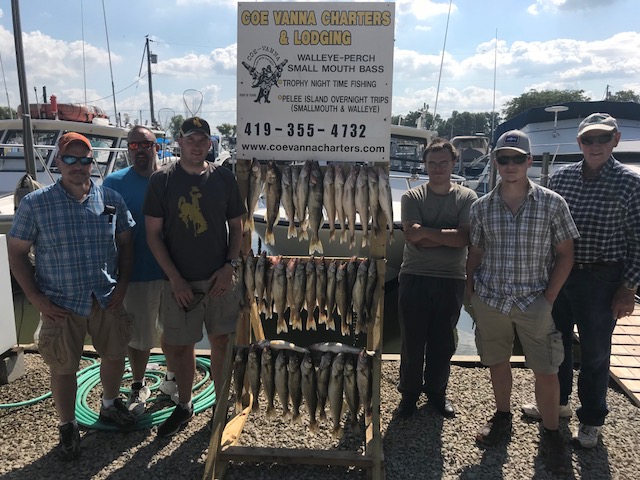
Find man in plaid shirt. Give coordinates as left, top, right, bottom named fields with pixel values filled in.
left=467, top=130, right=579, bottom=474
left=522, top=113, right=640, bottom=449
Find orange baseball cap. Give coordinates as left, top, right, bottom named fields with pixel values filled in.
left=57, top=132, right=93, bottom=156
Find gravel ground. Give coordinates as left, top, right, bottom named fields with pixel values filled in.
left=1, top=352, right=639, bottom=479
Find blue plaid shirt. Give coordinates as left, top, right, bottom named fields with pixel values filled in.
left=549, top=157, right=640, bottom=288
left=9, top=180, right=135, bottom=316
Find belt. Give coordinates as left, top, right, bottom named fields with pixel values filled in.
left=573, top=261, right=620, bottom=272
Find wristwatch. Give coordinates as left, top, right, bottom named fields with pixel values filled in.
left=225, top=258, right=238, bottom=269
left=623, top=280, right=637, bottom=291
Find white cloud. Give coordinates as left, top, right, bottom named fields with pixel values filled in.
left=528, top=0, right=622, bottom=14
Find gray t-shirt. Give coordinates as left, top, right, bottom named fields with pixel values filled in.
left=400, top=182, right=477, bottom=279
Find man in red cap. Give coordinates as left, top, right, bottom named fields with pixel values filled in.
left=8, top=132, right=138, bottom=461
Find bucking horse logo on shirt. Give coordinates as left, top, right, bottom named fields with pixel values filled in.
left=178, top=186, right=208, bottom=236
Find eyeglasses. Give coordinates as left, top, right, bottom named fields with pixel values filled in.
left=183, top=289, right=206, bottom=313
left=128, top=141, right=156, bottom=150
left=495, top=153, right=528, bottom=165
left=60, top=155, right=93, bottom=166
left=579, top=133, right=614, bottom=146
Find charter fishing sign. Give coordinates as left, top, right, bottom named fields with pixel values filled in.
left=237, top=2, right=395, bottom=162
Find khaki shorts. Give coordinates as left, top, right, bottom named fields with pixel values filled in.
left=124, top=280, right=163, bottom=351
left=159, top=278, right=241, bottom=346
left=471, top=294, right=564, bottom=374
left=37, top=301, right=132, bottom=375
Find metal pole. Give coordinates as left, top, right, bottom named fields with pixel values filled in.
left=0, top=51, right=13, bottom=118
left=101, top=0, right=118, bottom=126
left=540, top=152, right=550, bottom=187
left=146, top=36, right=156, bottom=128
left=11, top=0, right=36, bottom=177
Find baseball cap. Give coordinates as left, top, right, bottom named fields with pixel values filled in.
left=577, top=113, right=618, bottom=137
left=180, top=117, right=211, bottom=137
left=494, top=130, right=530, bottom=155
left=57, top=132, right=92, bottom=156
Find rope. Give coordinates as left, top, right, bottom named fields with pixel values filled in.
left=0, top=355, right=216, bottom=431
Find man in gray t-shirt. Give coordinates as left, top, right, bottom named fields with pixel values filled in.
left=396, top=138, right=477, bottom=419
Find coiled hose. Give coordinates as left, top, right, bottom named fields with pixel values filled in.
left=0, top=354, right=216, bottom=431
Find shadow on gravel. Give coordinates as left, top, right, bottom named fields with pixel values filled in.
left=458, top=435, right=510, bottom=480
left=572, top=439, right=612, bottom=480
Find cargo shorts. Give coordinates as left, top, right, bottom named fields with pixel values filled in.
left=124, top=280, right=163, bottom=351
left=160, top=277, right=241, bottom=346
left=471, top=293, right=564, bottom=374
left=37, top=301, right=132, bottom=375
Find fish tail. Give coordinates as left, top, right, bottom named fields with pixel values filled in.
left=318, top=311, right=327, bottom=325
left=309, top=236, right=323, bottom=255
left=307, top=316, right=317, bottom=331
left=287, top=223, right=297, bottom=239
left=266, top=405, right=276, bottom=418
left=326, top=316, right=335, bottom=331
left=309, top=419, right=319, bottom=434
left=265, top=228, right=275, bottom=245
left=244, top=215, right=254, bottom=233
left=319, top=409, right=327, bottom=421
left=361, top=234, right=368, bottom=248
left=331, top=425, right=344, bottom=439
left=329, top=227, right=336, bottom=242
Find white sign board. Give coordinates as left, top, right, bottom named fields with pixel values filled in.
left=0, top=235, right=17, bottom=353
left=237, top=2, right=395, bottom=162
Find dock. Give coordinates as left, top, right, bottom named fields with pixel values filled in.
left=610, top=305, right=640, bottom=406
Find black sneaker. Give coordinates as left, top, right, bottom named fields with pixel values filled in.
left=542, top=428, right=570, bottom=475
left=158, top=404, right=194, bottom=437
left=58, top=423, right=80, bottom=461
left=395, top=396, right=417, bottom=419
left=476, top=411, right=512, bottom=447
left=99, top=398, right=138, bottom=430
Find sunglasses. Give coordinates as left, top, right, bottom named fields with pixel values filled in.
left=495, top=153, right=528, bottom=165
left=183, top=289, right=207, bottom=313
left=579, top=133, right=614, bottom=146
left=128, top=141, right=156, bottom=150
left=60, top=155, right=93, bottom=166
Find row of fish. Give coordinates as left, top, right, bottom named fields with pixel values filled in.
left=245, top=159, right=395, bottom=254
left=233, top=341, right=374, bottom=438
left=235, top=253, right=379, bottom=336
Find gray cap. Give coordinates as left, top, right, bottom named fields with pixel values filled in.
left=494, top=130, right=530, bottom=155
left=577, top=113, right=618, bottom=136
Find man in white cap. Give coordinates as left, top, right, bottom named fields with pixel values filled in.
left=466, top=130, right=578, bottom=474
left=522, top=113, right=640, bottom=449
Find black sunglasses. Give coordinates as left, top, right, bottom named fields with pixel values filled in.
left=495, top=153, right=528, bottom=165
left=183, top=289, right=206, bottom=313
left=579, top=133, right=614, bottom=146
left=61, top=155, right=93, bottom=166
left=128, top=141, right=156, bottom=150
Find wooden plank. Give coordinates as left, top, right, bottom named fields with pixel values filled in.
left=219, top=446, right=381, bottom=468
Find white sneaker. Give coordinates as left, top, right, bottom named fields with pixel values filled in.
left=521, top=401, right=572, bottom=420
left=126, top=385, right=151, bottom=416
left=574, top=423, right=602, bottom=449
left=159, top=376, right=179, bottom=405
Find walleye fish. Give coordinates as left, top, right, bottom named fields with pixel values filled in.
left=244, top=250, right=256, bottom=309
left=291, top=164, right=301, bottom=219
left=364, top=259, right=378, bottom=325
left=260, top=346, right=276, bottom=418
left=281, top=164, right=297, bottom=239
left=274, top=349, right=290, bottom=418
left=288, top=352, right=303, bottom=423
left=355, top=164, right=370, bottom=248
left=295, top=160, right=311, bottom=240
left=273, top=257, right=288, bottom=334
left=357, top=349, right=373, bottom=418
left=352, top=259, right=369, bottom=335
left=304, top=258, right=317, bottom=331
left=247, top=344, right=261, bottom=412
left=317, top=352, right=333, bottom=421
left=308, top=342, right=364, bottom=356
left=325, top=259, right=337, bottom=331
left=378, top=166, right=395, bottom=243
left=266, top=340, right=310, bottom=355
left=323, top=164, right=337, bottom=242
left=254, top=251, right=267, bottom=314
left=334, top=164, right=347, bottom=244
left=235, top=256, right=245, bottom=308
left=307, top=161, right=324, bottom=254
left=343, top=165, right=358, bottom=249
left=343, top=354, right=360, bottom=426
left=233, top=346, right=247, bottom=414
left=301, top=352, right=319, bottom=433
left=286, top=257, right=297, bottom=326
left=368, top=165, right=380, bottom=236
left=265, top=160, right=282, bottom=245
left=335, top=261, right=350, bottom=336
left=346, top=257, right=359, bottom=326
left=328, top=352, right=346, bottom=438
left=264, top=258, right=275, bottom=320
left=291, top=259, right=307, bottom=331
left=245, top=158, right=263, bottom=232
left=315, top=257, right=328, bottom=325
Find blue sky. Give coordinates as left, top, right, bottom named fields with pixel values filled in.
left=0, top=0, right=637, bottom=133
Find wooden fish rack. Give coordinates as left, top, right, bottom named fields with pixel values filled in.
left=203, top=159, right=388, bottom=480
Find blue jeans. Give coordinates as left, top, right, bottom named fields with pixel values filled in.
left=552, top=264, right=622, bottom=426
left=398, top=274, right=465, bottom=401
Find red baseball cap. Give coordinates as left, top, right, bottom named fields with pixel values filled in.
left=57, top=132, right=93, bottom=156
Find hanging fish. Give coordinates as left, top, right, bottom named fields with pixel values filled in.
left=304, top=258, right=317, bottom=331
left=323, top=164, right=337, bottom=242
left=355, top=164, right=370, bottom=248
left=260, top=345, right=276, bottom=418
left=343, top=165, right=358, bottom=249
left=264, top=160, right=282, bottom=245
left=301, top=352, right=319, bottom=433
left=334, top=163, right=347, bottom=244
left=307, top=161, right=324, bottom=254
left=378, top=166, right=395, bottom=243
left=281, top=164, right=297, bottom=239
left=325, top=259, right=337, bottom=331
left=245, top=158, right=263, bottom=232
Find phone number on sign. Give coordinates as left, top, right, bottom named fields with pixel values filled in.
left=244, top=123, right=367, bottom=138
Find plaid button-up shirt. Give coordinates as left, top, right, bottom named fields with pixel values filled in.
left=549, top=156, right=640, bottom=289
left=470, top=180, right=579, bottom=314
left=9, top=180, right=134, bottom=316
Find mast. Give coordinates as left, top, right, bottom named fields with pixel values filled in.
left=101, top=0, right=118, bottom=126
left=431, top=0, right=453, bottom=128
left=146, top=36, right=157, bottom=128
left=11, top=0, right=36, bottom=177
